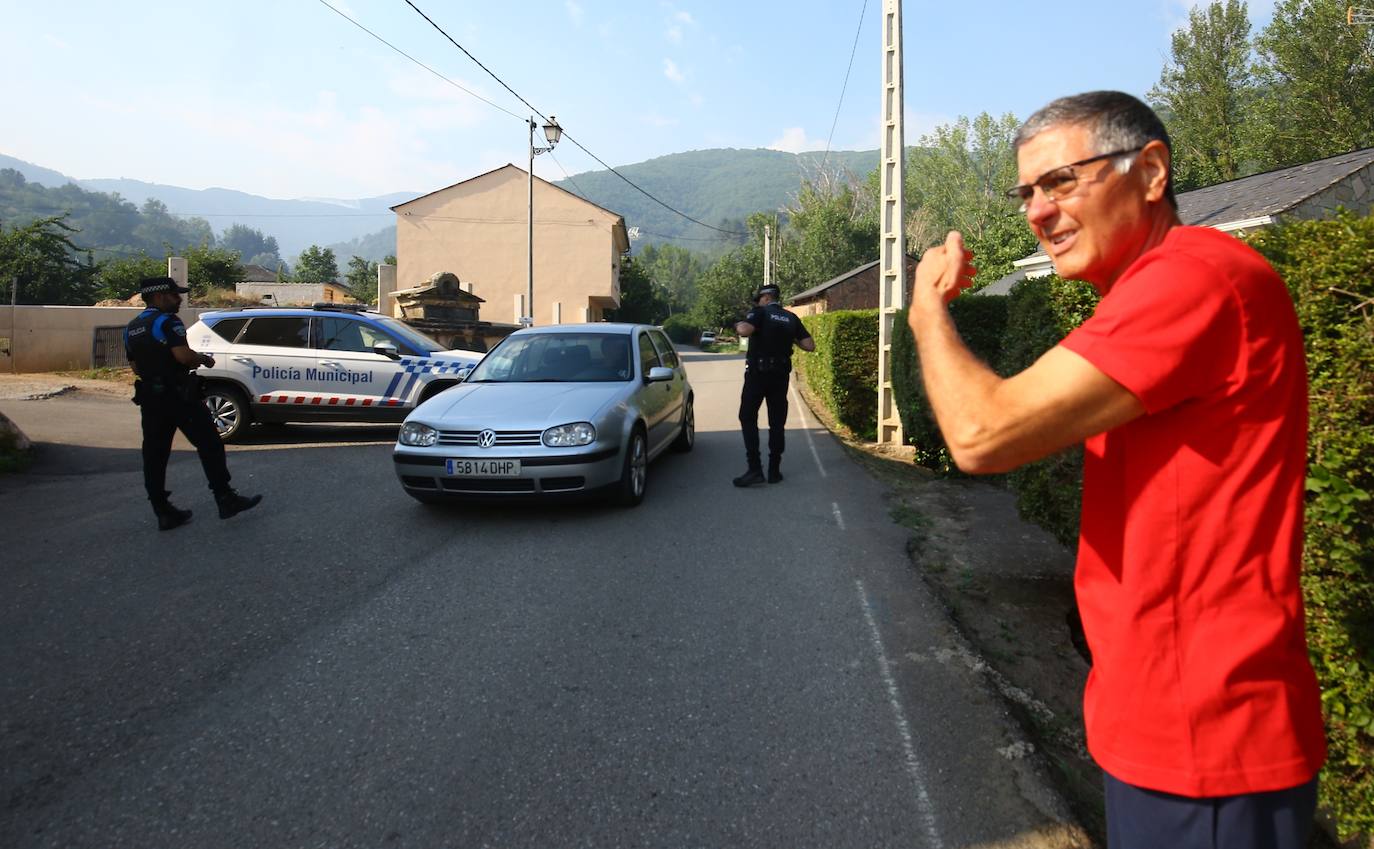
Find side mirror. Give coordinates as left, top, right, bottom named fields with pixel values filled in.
left=456, top=365, right=473, bottom=383
left=647, top=366, right=674, bottom=383
left=373, top=341, right=400, bottom=360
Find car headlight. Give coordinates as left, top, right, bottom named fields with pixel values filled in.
left=542, top=422, right=596, bottom=447
left=399, top=422, right=439, bottom=447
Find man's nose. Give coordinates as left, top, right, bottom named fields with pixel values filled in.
left=1024, top=187, right=1059, bottom=227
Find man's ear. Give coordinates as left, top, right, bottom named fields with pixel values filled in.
left=1139, top=140, right=1171, bottom=203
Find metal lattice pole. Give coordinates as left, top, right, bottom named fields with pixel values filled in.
left=1350, top=5, right=1374, bottom=24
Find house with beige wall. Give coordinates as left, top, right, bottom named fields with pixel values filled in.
left=390, top=165, right=630, bottom=325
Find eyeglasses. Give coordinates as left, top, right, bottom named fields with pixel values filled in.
left=1004, top=147, right=1143, bottom=212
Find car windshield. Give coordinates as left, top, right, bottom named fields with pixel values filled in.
left=371, top=316, right=445, bottom=354
left=465, top=332, right=632, bottom=383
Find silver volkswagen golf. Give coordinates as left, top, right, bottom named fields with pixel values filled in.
left=392, top=323, right=694, bottom=506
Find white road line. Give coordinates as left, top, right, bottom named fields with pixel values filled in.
left=791, top=383, right=828, bottom=478
left=854, top=578, right=943, bottom=848
left=832, top=502, right=847, bottom=531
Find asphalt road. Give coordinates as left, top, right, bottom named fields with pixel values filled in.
left=0, top=351, right=1077, bottom=848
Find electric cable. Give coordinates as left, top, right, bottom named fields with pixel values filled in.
left=401, top=0, right=747, bottom=238
left=821, top=0, right=870, bottom=172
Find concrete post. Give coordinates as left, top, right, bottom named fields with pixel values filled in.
left=514, top=293, right=527, bottom=325
left=167, top=257, right=189, bottom=289
left=377, top=264, right=397, bottom=315
left=551, top=301, right=562, bottom=324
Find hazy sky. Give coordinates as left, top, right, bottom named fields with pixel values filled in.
left=1, top=0, right=1277, bottom=201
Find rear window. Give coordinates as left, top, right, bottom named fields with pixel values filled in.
left=207, top=317, right=248, bottom=342
left=237, top=316, right=311, bottom=349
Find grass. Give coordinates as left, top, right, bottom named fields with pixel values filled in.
left=56, top=366, right=135, bottom=383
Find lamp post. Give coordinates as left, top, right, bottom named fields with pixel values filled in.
left=527, top=115, right=562, bottom=327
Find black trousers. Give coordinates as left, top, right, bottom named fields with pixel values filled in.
left=738, top=368, right=790, bottom=468
left=1104, top=772, right=1317, bottom=849
left=140, top=396, right=231, bottom=502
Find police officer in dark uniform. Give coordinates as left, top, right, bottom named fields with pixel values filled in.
left=732, top=283, right=815, bottom=487
left=124, top=276, right=262, bottom=530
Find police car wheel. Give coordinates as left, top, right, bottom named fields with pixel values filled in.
left=671, top=399, right=695, bottom=453
left=616, top=427, right=647, bottom=507
left=203, top=384, right=251, bottom=442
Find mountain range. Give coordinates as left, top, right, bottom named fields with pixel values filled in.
left=1, top=148, right=882, bottom=262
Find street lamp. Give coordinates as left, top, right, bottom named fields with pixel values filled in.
left=527, top=115, right=562, bottom=327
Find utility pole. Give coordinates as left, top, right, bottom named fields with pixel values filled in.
left=763, top=224, right=772, bottom=286
left=876, top=0, right=907, bottom=447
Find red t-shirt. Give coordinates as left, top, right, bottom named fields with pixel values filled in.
left=1060, top=226, right=1326, bottom=797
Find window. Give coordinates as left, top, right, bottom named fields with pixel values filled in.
left=237, top=317, right=311, bottom=348
left=648, top=329, right=678, bottom=368
left=319, top=317, right=392, bottom=353
left=637, top=332, right=660, bottom=378
left=208, top=317, right=248, bottom=343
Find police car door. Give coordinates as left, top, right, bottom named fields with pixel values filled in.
left=233, top=315, right=313, bottom=403
left=313, top=315, right=400, bottom=411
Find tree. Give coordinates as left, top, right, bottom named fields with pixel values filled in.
left=95, top=253, right=164, bottom=301
left=294, top=245, right=339, bottom=283
left=692, top=214, right=771, bottom=330
left=607, top=257, right=665, bottom=323
left=637, top=243, right=705, bottom=315
left=0, top=215, right=101, bottom=304
left=221, top=224, right=281, bottom=265
left=1149, top=0, right=1257, bottom=190
left=183, top=243, right=242, bottom=295
left=1252, top=0, right=1374, bottom=166
left=775, top=170, right=877, bottom=292
left=345, top=255, right=378, bottom=304
left=897, top=113, right=1039, bottom=283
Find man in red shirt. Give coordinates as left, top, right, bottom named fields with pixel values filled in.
left=907, top=91, right=1325, bottom=847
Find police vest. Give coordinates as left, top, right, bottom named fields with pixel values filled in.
left=124, top=309, right=189, bottom=385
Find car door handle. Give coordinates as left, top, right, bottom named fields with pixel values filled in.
left=320, top=360, right=341, bottom=367
left=231, top=356, right=253, bottom=364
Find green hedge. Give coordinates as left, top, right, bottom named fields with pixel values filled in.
left=1247, top=213, right=1374, bottom=841
left=797, top=310, right=880, bottom=440
left=662, top=314, right=702, bottom=345
left=890, top=297, right=1008, bottom=471
left=995, top=276, right=1099, bottom=548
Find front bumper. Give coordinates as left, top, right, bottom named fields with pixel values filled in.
left=393, top=444, right=623, bottom=497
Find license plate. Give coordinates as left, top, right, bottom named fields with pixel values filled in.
left=445, top=458, right=521, bottom=477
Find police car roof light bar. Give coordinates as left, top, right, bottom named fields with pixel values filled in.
left=311, top=303, right=371, bottom=313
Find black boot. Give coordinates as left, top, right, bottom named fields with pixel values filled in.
left=767, top=458, right=783, bottom=484
left=216, top=489, right=263, bottom=520
left=733, top=467, right=765, bottom=487
left=152, top=492, right=193, bottom=532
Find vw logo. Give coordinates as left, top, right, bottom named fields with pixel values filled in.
left=477, top=429, right=497, bottom=448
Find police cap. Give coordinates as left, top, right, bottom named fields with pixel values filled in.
left=139, top=276, right=190, bottom=296
left=752, top=283, right=781, bottom=303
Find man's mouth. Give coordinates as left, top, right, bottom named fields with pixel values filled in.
left=1047, top=230, right=1076, bottom=251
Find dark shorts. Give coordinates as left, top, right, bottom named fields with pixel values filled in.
left=1104, top=771, right=1318, bottom=849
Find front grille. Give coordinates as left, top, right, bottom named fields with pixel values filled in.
left=440, top=478, right=536, bottom=493
left=540, top=476, right=585, bottom=492
left=437, top=429, right=543, bottom=447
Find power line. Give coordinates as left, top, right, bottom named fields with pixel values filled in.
left=821, top=0, right=870, bottom=172
left=401, top=0, right=748, bottom=238
left=314, top=0, right=523, bottom=121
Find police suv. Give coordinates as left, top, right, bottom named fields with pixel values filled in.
left=185, top=304, right=483, bottom=441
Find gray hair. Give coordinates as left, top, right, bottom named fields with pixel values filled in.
left=1015, top=91, right=1176, bottom=209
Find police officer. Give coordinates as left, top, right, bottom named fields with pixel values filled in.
left=125, top=276, right=262, bottom=530
left=732, top=283, right=815, bottom=487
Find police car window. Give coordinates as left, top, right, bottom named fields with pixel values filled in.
left=237, top=317, right=310, bottom=348
left=648, top=329, right=678, bottom=368
left=320, top=317, right=390, bottom=353
left=637, top=333, right=660, bottom=376
left=207, top=317, right=248, bottom=343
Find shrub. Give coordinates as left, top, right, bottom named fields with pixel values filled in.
left=661, top=314, right=701, bottom=345
left=995, top=276, right=1099, bottom=547
left=1247, top=212, right=1374, bottom=842
left=891, top=297, right=1008, bottom=470
left=797, top=310, right=880, bottom=439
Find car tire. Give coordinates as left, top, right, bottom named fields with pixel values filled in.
left=616, top=427, right=647, bottom=507
left=671, top=398, right=695, bottom=453
left=203, top=383, right=251, bottom=442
